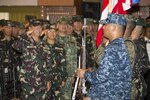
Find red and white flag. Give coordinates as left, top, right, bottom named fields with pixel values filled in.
left=96, top=0, right=132, bottom=48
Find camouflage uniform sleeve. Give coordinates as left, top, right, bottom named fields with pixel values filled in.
left=86, top=35, right=95, bottom=68
left=134, top=39, right=150, bottom=75
left=84, top=48, right=115, bottom=84
left=60, top=48, right=68, bottom=81
left=45, top=49, right=53, bottom=83
left=85, top=44, right=131, bottom=84
left=94, top=43, right=105, bottom=64
left=124, top=39, right=136, bottom=67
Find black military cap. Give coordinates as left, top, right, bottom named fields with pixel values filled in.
left=42, top=20, right=50, bottom=29
left=50, top=24, right=56, bottom=30
left=72, top=15, right=83, bottom=22
left=3, top=20, right=12, bottom=27
left=31, top=19, right=42, bottom=26
left=25, top=15, right=37, bottom=26
left=12, top=21, right=20, bottom=27
left=0, top=19, right=5, bottom=26
left=25, top=15, right=36, bottom=21
left=12, top=21, right=25, bottom=29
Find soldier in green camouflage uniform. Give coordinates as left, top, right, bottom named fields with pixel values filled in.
left=86, top=18, right=98, bottom=68
left=86, top=18, right=96, bottom=49
left=12, top=20, right=51, bottom=100
left=66, top=19, right=74, bottom=35
left=123, top=16, right=149, bottom=100
left=130, top=18, right=150, bottom=100
left=0, top=20, right=21, bottom=99
left=72, top=16, right=95, bottom=70
left=94, top=37, right=109, bottom=64
left=92, top=19, right=99, bottom=51
left=45, top=25, right=68, bottom=100
left=56, top=17, right=77, bottom=100
left=123, top=14, right=136, bottom=65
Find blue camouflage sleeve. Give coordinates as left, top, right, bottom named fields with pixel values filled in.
left=84, top=46, right=119, bottom=84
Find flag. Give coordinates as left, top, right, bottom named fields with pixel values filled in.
left=96, top=0, right=135, bottom=48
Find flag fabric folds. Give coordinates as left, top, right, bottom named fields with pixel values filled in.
left=96, top=0, right=140, bottom=48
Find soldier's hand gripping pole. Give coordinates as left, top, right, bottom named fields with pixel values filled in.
left=72, top=56, right=81, bottom=100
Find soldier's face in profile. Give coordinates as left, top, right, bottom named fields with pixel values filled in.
left=103, top=24, right=111, bottom=39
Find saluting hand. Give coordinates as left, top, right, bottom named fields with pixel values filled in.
left=47, top=82, right=51, bottom=92
left=61, top=81, right=65, bottom=87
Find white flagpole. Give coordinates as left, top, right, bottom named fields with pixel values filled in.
left=72, top=56, right=81, bottom=100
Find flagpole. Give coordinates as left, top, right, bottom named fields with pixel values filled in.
left=72, top=56, right=81, bottom=100
left=108, top=0, right=112, bottom=13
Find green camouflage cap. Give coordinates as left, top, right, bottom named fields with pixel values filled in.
left=72, top=15, right=83, bottom=22
left=86, top=18, right=94, bottom=25
left=93, top=19, right=99, bottom=24
left=57, top=16, right=68, bottom=24
left=68, top=19, right=73, bottom=26
left=135, top=18, right=146, bottom=27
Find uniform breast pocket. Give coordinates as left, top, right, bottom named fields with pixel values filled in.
left=24, top=46, right=38, bottom=60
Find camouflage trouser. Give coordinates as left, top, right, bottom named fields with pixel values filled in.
left=47, top=84, right=62, bottom=100
left=131, top=77, right=147, bottom=100
left=60, top=77, right=72, bottom=100
left=21, top=84, right=47, bottom=100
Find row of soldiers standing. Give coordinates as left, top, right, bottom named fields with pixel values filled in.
left=0, top=14, right=150, bottom=100
left=0, top=15, right=98, bottom=100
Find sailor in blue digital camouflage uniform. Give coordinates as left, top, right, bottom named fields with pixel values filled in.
left=76, top=13, right=132, bottom=100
